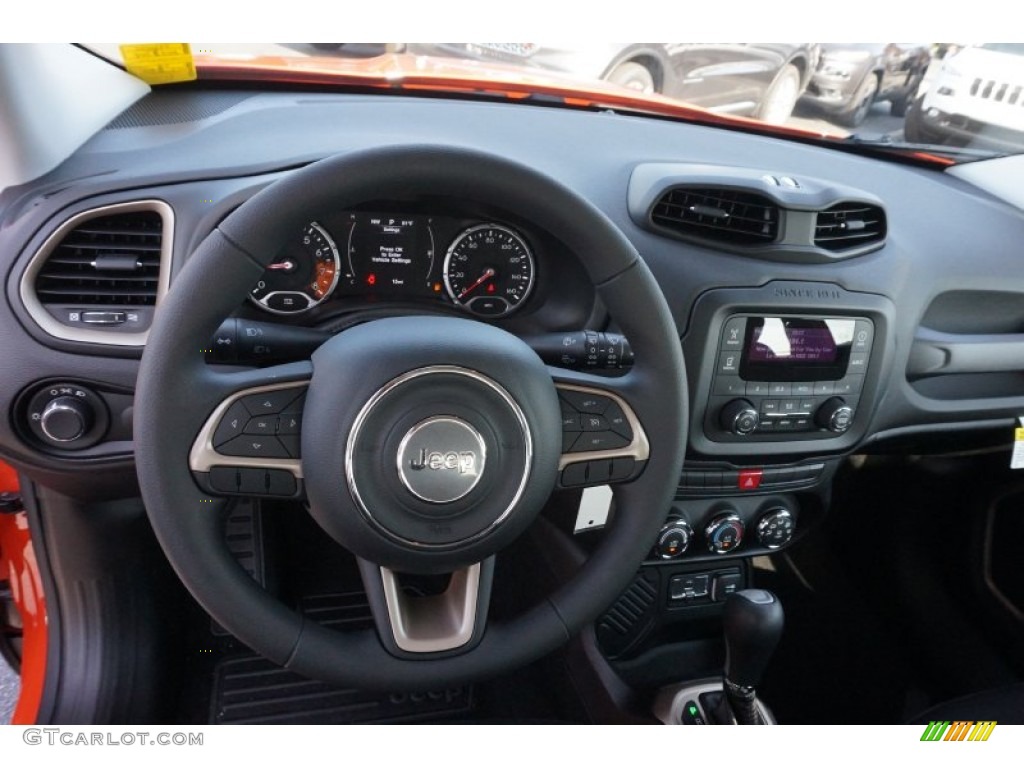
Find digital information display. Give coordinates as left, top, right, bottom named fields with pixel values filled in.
left=740, top=317, right=855, bottom=381
left=340, top=214, right=437, bottom=297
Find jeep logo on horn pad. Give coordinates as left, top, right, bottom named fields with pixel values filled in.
left=397, top=417, right=487, bottom=504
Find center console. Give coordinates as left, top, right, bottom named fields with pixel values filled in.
left=596, top=282, right=894, bottom=691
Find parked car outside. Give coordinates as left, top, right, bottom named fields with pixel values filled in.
left=904, top=43, right=1024, bottom=153
left=405, top=43, right=820, bottom=124
left=799, top=43, right=931, bottom=127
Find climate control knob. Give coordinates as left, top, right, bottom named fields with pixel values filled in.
left=655, top=519, right=693, bottom=559
left=719, top=399, right=759, bottom=435
left=756, top=507, right=795, bottom=549
left=705, top=513, right=745, bottom=554
left=40, top=397, right=93, bottom=443
left=815, top=397, right=854, bottom=433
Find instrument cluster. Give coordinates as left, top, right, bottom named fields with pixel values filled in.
left=249, top=210, right=537, bottom=319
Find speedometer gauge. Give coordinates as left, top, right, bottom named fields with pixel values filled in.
left=249, top=222, right=340, bottom=314
left=443, top=224, right=535, bottom=317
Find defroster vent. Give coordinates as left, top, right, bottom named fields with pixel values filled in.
left=652, top=187, right=780, bottom=246
left=814, top=202, right=886, bottom=252
left=21, top=201, right=173, bottom=345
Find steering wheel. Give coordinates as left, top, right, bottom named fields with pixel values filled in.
left=135, top=146, right=687, bottom=690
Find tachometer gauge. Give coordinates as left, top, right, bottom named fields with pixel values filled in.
left=443, top=224, right=535, bottom=317
left=249, top=222, right=340, bottom=314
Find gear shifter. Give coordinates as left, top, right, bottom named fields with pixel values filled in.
left=719, top=589, right=784, bottom=724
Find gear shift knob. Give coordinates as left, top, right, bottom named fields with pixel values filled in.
left=723, top=589, right=784, bottom=688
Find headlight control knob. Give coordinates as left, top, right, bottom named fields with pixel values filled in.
left=705, top=513, right=745, bottom=554
left=40, top=397, right=93, bottom=443
left=719, top=399, right=759, bottom=435
left=25, top=382, right=109, bottom=450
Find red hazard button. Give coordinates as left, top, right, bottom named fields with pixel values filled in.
left=738, top=469, right=762, bottom=490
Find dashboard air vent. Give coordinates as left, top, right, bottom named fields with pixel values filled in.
left=35, top=211, right=163, bottom=306
left=21, top=200, right=174, bottom=345
left=651, top=187, right=780, bottom=246
left=813, top=202, right=886, bottom=251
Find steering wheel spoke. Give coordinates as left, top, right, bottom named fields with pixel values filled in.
left=550, top=368, right=650, bottom=489
left=356, top=557, right=494, bottom=656
left=189, top=361, right=313, bottom=499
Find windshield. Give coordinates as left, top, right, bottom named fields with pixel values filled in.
left=87, top=41, right=1024, bottom=162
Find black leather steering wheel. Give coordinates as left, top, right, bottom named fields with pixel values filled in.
left=135, top=146, right=687, bottom=690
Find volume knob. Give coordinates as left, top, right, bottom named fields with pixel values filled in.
left=719, top=399, right=759, bottom=435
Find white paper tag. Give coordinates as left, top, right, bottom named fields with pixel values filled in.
left=574, top=485, right=613, bottom=533
left=1011, top=417, right=1024, bottom=469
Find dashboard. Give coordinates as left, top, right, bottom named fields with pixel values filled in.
left=3, top=87, right=1024, bottom=575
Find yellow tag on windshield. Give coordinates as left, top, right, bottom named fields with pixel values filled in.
left=119, top=44, right=196, bottom=85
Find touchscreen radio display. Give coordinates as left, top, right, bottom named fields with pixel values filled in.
left=740, top=317, right=856, bottom=381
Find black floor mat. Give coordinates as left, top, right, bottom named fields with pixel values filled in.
left=212, top=654, right=475, bottom=724
left=210, top=590, right=475, bottom=724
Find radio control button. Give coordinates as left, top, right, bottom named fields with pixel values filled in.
left=792, top=383, right=814, bottom=396
left=760, top=400, right=780, bottom=416
left=714, top=376, right=746, bottom=396
left=780, top=399, right=799, bottom=414
left=745, top=381, right=771, bottom=396
left=813, top=381, right=835, bottom=395
left=852, top=321, right=874, bottom=351
left=721, top=318, right=746, bottom=349
left=717, top=352, right=740, bottom=375
left=847, top=352, right=870, bottom=372
left=768, top=382, right=791, bottom=396
left=833, top=376, right=864, bottom=396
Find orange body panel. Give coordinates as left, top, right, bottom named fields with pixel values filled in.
left=0, top=462, right=47, bottom=725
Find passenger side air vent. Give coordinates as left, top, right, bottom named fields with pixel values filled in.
left=21, top=201, right=174, bottom=346
left=651, top=187, right=780, bottom=246
left=813, top=202, right=887, bottom=252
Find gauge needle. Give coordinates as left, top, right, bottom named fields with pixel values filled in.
left=459, top=267, right=496, bottom=299
left=267, top=260, right=296, bottom=271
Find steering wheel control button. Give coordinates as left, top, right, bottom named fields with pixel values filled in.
left=570, top=431, right=630, bottom=452
left=559, top=390, right=611, bottom=415
left=603, top=403, right=633, bottom=440
left=208, top=466, right=298, bottom=497
left=397, top=417, right=487, bottom=504
left=243, top=416, right=277, bottom=435
left=278, top=412, right=302, bottom=434
left=581, top=414, right=610, bottom=432
left=213, top=401, right=251, bottom=446
left=756, top=508, right=795, bottom=549
left=705, top=513, right=745, bottom=554
left=240, top=389, right=302, bottom=416
left=218, top=435, right=290, bottom=459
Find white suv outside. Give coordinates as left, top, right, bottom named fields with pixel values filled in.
left=905, top=43, right=1024, bottom=152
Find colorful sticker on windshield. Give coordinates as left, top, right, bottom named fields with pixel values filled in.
left=119, top=43, right=196, bottom=85
left=1011, top=417, right=1024, bottom=469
